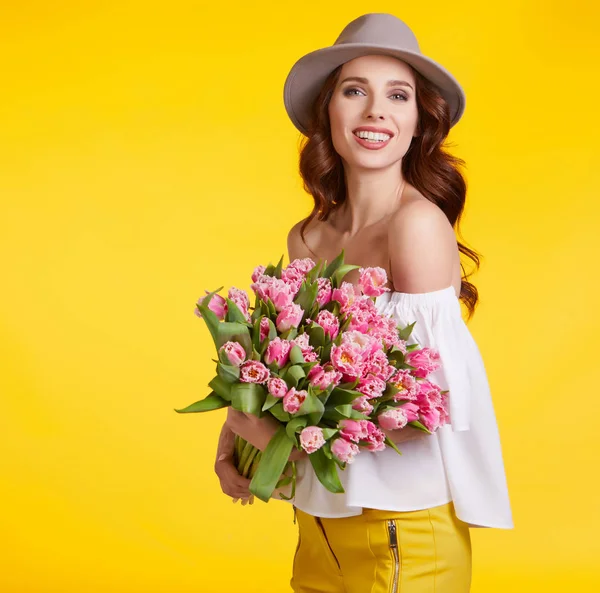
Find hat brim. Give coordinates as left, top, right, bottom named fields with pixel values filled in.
left=283, top=43, right=466, bottom=135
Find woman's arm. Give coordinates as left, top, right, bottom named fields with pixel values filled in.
left=214, top=422, right=252, bottom=502
left=383, top=425, right=433, bottom=444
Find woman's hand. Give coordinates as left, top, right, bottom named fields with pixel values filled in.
left=384, top=425, right=433, bottom=445
left=225, top=408, right=308, bottom=462
left=214, top=422, right=253, bottom=504
left=225, top=408, right=279, bottom=451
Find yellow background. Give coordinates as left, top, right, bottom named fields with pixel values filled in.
left=1, top=1, right=599, bottom=591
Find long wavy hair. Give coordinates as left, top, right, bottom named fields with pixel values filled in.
left=296, top=62, right=481, bottom=319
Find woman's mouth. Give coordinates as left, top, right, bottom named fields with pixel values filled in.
left=352, top=130, right=392, bottom=150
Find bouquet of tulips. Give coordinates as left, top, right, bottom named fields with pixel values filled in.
left=175, top=251, right=449, bottom=503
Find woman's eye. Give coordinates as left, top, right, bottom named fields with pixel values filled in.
left=343, top=88, right=408, bottom=101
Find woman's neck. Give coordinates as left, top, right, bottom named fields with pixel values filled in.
left=335, top=164, right=406, bottom=236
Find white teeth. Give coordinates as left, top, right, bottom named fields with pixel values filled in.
left=354, top=130, right=391, bottom=142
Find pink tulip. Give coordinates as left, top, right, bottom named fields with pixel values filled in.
left=264, top=337, right=292, bottom=368
left=196, top=292, right=227, bottom=320
left=251, top=276, right=296, bottom=312
left=287, top=258, right=316, bottom=275
left=356, top=374, right=387, bottom=399
left=218, top=341, right=246, bottom=367
left=307, top=364, right=342, bottom=391
left=405, top=347, right=442, bottom=378
left=315, top=310, right=340, bottom=340
left=267, top=376, right=288, bottom=398
left=331, top=342, right=365, bottom=381
left=239, top=360, right=269, bottom=384
left=352, top=395, right=374, bottom=415
left=331, top=281, right=359, bottom=311
left=251, top=265, right=266, bottom=282
left=400, top=402, right=420, bottom=422
left=316, top=277, right=333, bottom=307
left=358, top=267, right=390, bottom=297
left=364, top=421, right=387, bottom=452
left=276, top=303, right=304, bottom=333
left=339, top=419, right=368, bottom=443
left=227, top=287, right=251, bottom=322
left=283, top=387, right=307, bottom=414
left=259, top=317, right=270, bottom=342
left=378, top=408, right=409, bottom=431
left=331, top=438, right=360, bottom=464
left=389, top=369, right=418, bottom=401
left=299, top=426, right=326, bottom=454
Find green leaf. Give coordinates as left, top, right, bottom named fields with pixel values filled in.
left=217, top=362, right=240, bottom=384
left=306, top=259, right=324, bottom=283
left=286, top=416, right=308, bottom=443
left=321, top=427, right=338, bottom=440
left=384, top=435, right=403, bottom=455
left=208, top=375, right=233, bottom=401
left=332, top=264, right=361, bottom=288
left=293, top=280, right=319, bottom=318
left=266, top=298, right=277, bottom=319
left=308, top=448, right=345, bottom=494
left=329, top=387, right=362, bottom=406
left=298, top=391, right=325, bottom=424
left=289, top=344, right=305, bottom=365
left=273, top=254, right=284, bottom=279
left=269, top=402, right=292, bottom=423
left=249, top=425, right=295, bottom=502
left=307, top=322, right=326, bottom=348
left=174, top=392, right=229, bottom=413
left=408, top=420, right=433, bottom=434
left=323, top=250, right=345, bottom=279
left=195, top=290, right=224, bottom=345
left=283, top=364, right=305, bottom=388
left=338, top=311, right=354, bottom=334
left=398, top=321, right=416, bottom=342
left=231, top=382, right=267, bottom=416
left=252, top=317, right=263, bottom=351
left=388, top=349, right=406, bottom=366
left=280, top=327, right=298, bottom=341
left=275, top=475, right=293, bottom=488
left=334, top=404, right=353, bottom=417
left=262, top=393, right=282, bottom=412
left=225, top=298, right=250, bottom=324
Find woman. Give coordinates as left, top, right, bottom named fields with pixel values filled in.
left=215, top=13, right=513, bottom=593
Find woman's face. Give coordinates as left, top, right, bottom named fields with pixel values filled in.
left=328, top=54, right=419, bottom=171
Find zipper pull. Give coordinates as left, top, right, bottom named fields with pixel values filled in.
left=387, top=519, right=398, bottom=547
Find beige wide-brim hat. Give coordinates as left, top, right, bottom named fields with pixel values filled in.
left=283, top=13, right=466, bottom=136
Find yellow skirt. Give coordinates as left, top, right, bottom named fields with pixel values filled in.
left=291, top=501, right=472, bottom=593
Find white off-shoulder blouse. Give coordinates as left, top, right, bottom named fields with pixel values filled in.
left=280, top=285, right=514, bottom=529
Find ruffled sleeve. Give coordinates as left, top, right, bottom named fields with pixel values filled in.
left=376, top=285, right=474, bottom=432
left=375, top=286, right=514, bottom=528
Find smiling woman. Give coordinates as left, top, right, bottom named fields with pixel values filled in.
left=215, top=12, right=513, bottom=593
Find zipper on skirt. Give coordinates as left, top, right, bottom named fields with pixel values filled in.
left=387, top=519, right=400, bottom=593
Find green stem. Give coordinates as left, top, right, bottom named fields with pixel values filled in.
left=241, top=445, right=260, bottom=478
left=249, top=451, right=262, bottom=479
left=234, top=434, right=245, bottom=466
left=237, top=439, right=254, bottom=474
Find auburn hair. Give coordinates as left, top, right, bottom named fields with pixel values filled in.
left=296, top=63, right=481, bottom=319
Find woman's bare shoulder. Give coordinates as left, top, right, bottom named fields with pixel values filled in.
left=287, top=217, right=319, bottom=261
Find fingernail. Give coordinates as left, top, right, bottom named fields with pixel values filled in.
left=232, top=498, right=239, bottom=503
left=218, top=454, right=227, bottom=462
left=249, top=495, right=255, bottom=505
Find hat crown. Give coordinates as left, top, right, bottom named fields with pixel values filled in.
left=334, top=13, right=420, bottom=53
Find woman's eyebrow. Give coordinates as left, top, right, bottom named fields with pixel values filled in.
left=339, top=76, right=414, bottom=90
